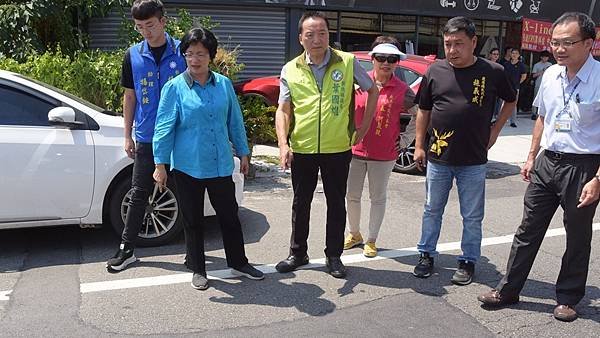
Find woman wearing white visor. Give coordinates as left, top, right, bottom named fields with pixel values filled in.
left=344, top=37, right=417, bottom=257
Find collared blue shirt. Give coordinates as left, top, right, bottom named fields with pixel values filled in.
left=534, top=54, right=600, bottom=154
left=153, top=70, right=250, bottom=179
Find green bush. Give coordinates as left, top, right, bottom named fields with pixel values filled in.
left=0, top=10, right=242, bottom=113
left=0, top=0, right=127, bottom=61
left=0, top=48, right=124, bottom=112
left=0, top=7, right=273, bottom=149
left=240, top=95, right=277, bottom=153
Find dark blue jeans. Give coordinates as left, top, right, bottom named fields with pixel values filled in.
left=121, top=142, right=155, bottom=246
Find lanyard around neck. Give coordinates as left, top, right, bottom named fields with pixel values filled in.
left=560, top=74, right=580, bottom=116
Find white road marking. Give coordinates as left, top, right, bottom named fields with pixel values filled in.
left=0, top=290, right=12, bottom=301
left=1, top=223, right=599, bottom=299
left=79, top=223, right=600, bottom=294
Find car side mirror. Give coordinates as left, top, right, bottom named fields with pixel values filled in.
left=48, top=107, right=83, bottom=127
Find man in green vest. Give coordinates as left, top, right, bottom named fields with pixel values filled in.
left=274, top=11, right=379, bottom=278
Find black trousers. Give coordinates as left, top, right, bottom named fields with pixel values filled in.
left=496, top=151, right=600, bottom=305
left=173, top=170, right=248, bottom=275
left=122, top=142, right=155, bottom=245
left=290, top=151, right=352, bottom=258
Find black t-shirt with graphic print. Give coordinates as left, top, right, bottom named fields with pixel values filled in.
left=417, top=57, right=516, bottom=165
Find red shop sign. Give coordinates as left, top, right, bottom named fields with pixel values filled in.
left=522, top=18, right=600, bottom=56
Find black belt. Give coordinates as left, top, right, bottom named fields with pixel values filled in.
left=544, top=150, right=600, bottom=161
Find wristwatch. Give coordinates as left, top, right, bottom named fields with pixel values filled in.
left=595, top=174, right=600, bottom=183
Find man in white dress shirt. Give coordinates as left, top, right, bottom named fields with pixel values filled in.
left=478, top=12, right=600, bottom=322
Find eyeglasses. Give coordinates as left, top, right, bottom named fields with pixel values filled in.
left=183, top=52, right=209, bottom=60
left=134, top=23, right=158, bottom=33
left=373, top=54, right=400, bottom=64
left=549, top=39, right=584, bottom=48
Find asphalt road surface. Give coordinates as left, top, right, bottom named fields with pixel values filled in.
left=1, top=154, right=599, bottom=337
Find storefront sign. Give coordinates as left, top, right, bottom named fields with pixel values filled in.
left=521, top=18, right=552, bottom=52
left=522, top=17, right=600, bottom=56
left=178, top=0, right=598, bottom=23
left=593, top=28, right=600, bottom=56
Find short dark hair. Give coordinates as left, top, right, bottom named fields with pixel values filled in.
left=370, top=35, right=401, bottom=50
left=510, top=48, right=520, bottom=54
left=503, top=46, right=512, bottom=53
left=131, top=0, right=164, bottom=20
left=180, top=27, right=218, bottom=60
left=551, top=12, right=596, bottom=41
left=442, top=16, right=476, bottom=39
left=489, top=47, right=499, bottom=54
left=298, top=11, right=329, bottom=34
left=540, top=50, right=551, bottom=58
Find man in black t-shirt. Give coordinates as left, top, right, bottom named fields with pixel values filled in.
left=503, top=48, right=528, bottom=127
left=412, top=16, right=517, bottom=285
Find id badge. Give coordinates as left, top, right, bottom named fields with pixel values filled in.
left=555, top=118, right=572, bottom=132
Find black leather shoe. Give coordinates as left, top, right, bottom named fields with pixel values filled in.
left=326, top=257, right=346, bottom=278
left=275, top=255, right=309, bottom=273
left=477, top=289, right=519, bottom=307
left=554, top=305, right=578, bottom=322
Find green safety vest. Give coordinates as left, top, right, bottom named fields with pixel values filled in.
left=285, top=48, right=355, bottom=154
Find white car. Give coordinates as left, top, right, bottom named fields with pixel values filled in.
left=0, top=70, right=244, bottom=246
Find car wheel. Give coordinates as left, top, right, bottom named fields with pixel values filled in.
left=108, top=176, right=183, bottom=247
left=393, top=138, right=427, bottom=175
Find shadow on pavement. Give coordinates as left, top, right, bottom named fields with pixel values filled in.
left=476, top=257, right=600, bottom=323
left=337, top=254, right=499, bottom=298
left=0, top=207, right=271, bottom=271
left=209, top=273, right=336, bottom=317
left=486, top=161, right=521, bottom=179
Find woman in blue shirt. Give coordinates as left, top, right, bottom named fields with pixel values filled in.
left=152, top=27, right=264, bottom=290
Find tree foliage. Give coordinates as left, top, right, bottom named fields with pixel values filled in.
left=0, top=8, right=245, bottom=111
left=0, top=0, right=127, bottom=60
left=0, top=5, right=267, bottom=150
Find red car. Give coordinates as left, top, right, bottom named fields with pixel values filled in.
left=235, top=52, right=436, bottom=174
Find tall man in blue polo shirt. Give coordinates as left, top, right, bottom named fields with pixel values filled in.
left=107, top=0, right=186, bottom=271
left=479, top=12, right=600, bottom=322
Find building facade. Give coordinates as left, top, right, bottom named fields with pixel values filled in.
left=88, top=0, right=600, bottom=80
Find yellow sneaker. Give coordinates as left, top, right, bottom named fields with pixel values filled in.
left=363, top=241, right=377, bottom=258
left=343, top=233, right=363, bottom=250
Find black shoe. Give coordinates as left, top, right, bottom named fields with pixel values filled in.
left=451, top=260, right=475, bottom=285
left=232, top=263, right=265, bottom=280
left=326, top=257, right=346, bottom=278
left=554, top=305, right=578, bottom=322
left=413, top=252, right=434, bottom=278
left=191, top=273, right=209, bottom=290
left=106, top=243, right=137, bottom=272
left=275, top=255, right=309, bottom=273
left=510, top=123, right=517, bottom=128
left=478, top=289, right=519, bottom=307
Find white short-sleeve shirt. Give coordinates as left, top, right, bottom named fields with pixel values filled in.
left=533, top=54, right=600, bottom=154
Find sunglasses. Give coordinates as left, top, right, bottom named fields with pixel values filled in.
left=373, top=54, right=400, bottom=63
